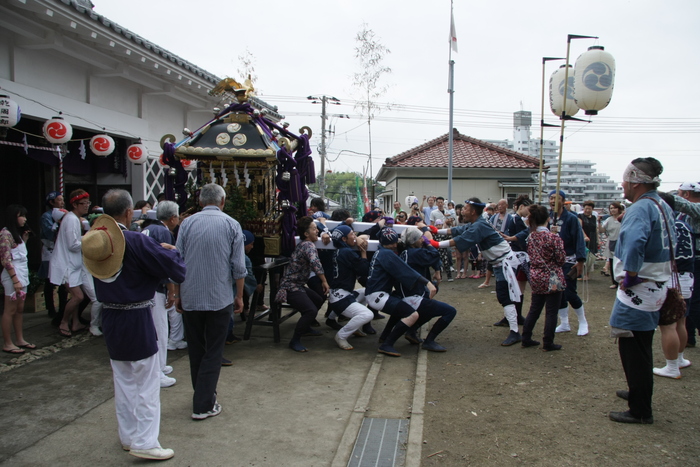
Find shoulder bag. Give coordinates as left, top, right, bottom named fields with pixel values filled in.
left=643, top=196, right=686, bottom=326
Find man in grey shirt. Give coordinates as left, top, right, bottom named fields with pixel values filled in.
left=176, top=183, right=247, bottom=420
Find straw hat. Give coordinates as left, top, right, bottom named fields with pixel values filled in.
left=82, top=214, right=125, bottom=279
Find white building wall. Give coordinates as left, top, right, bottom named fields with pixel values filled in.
left=0, top=0, right=220, bottom=202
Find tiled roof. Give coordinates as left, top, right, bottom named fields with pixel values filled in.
left=62, top=0, right=220, bottom=84
left=383, top=129, right=542, bottom=170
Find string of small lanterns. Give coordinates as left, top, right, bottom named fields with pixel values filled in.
left=0, top=92, right=159, bottom=168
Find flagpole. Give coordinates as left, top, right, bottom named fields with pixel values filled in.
left=447, top=0, right=456, bottom=205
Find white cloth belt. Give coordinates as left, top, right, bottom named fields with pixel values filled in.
left=366, top=291, right=390, bottom=310
left=679, top=272, right=694, bottom=300
left=402, top=295, right=423, bottom=310
left=329, top=288, right=353, bottom=304
left=616, top=281, right=668, bottom=312
left=500, top=251, right=529, bottom=302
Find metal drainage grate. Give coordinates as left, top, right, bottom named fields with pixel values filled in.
left=348, top=418, right=409, bottom=467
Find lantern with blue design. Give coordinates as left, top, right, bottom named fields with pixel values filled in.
left=549, top=64, right=579, bottom=118
left=573, top=45, right=615, bottom=116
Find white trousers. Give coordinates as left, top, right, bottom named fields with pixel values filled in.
left=80, top=271, right=102, bottom=328
left=151, top=292, right=169, bottom=372
left=337, top=302, right=374, bottom=340
left=111, top=354, right=162, bottom=450
left=167, top=304, right=185, bottom=342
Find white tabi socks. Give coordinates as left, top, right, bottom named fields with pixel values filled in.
left=573, top=306, right=588, bottom=336
left=503, top=304, right=519, bottom=333
left=555, top=308, right=570, bottom=333
left=653, top=358, right=681, bottom=379
left=678, top=352, right=692, bottom=369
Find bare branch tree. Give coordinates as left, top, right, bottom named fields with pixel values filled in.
left=352, top=22, right=392, bottom=204
left=237, top=48, right=260, bottom=94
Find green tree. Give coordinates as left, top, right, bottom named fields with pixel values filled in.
left=308, top=171, right=376, bottom=214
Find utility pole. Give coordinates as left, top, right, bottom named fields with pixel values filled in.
left=307, top=95, right=340, bottom=200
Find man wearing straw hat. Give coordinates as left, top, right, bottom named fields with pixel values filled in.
left=82, top=189, right=186, bottom=460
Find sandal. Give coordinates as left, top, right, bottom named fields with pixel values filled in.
left=3, top=348, right=25, bottom=354
left=17, top=343, right=37, bottom=350
left=478, top=283, right=492, bottom=288
left=59, top=328, right=72, bottom=338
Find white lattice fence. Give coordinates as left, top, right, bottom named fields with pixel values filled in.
left=143, top=156, right=165, bottom=204
left=142, top=156, right=197, bottom=204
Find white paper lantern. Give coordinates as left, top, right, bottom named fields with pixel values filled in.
left=0, top=94, right=21, bottom=136
left=127, top=142, right=148, bottom=164
left=43, top=116, right=73, bottom=144
left=181, top=159, right=197, bottom=171
left=90, top=134, right=115, bottom=157
left=549, top=65, right=579, bottom=118
left=574, top=45, right=615, bottom=115
left=405, top=195, right=418, bottom=208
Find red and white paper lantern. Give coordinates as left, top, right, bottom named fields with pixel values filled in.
left=549, top=65, right=579, bottom=118
left=90, top=134, right=115, bottom=157
left=43, top=116, right=73, bottom=144
left=127, top=142, right=148, bottom=164
left=181, top=159, right=197, bottom=171
left=573, top=45, right=615, bottom=116
left=158, top=153, right=169, bottom=169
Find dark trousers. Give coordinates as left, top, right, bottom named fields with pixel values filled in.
left=618, top=330, right=655, bottom=419
left=414, top=298, right=457, bottom=328
left=378, top=297, right=421, bottom=341
left=493, top=266, right=514, bottom=307
left=559, top=263, right=583, bottom=309
left=44, top=281, right=68, bottom=316
left=522, top=292, right=561, bottom=345
left=183, top=305, right=231, bottom=414
left=685, top=266, right=700, bottom=344
left=286, top=288, right=324, bottom=339
left=607, top=259, right=618, bottom=287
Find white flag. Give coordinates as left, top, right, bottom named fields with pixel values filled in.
left=450, top=9, right=458, bottom=53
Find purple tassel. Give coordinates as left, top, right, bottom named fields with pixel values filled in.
left=281, top=205, right=298, bottom=255
left=306, top=157, right=316, bottom=184
left=289, top=168, right=301, bottom=202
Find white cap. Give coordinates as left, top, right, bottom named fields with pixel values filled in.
left=679, top=182, right=700, bottom=192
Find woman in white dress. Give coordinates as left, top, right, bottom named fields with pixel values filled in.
left=1, top=204, right=35, bottom=354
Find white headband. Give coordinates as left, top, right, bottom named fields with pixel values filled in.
left=623, top=163, right=660, bottom=184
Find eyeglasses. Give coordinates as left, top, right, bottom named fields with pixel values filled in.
left=78, top=201, right=91, bottom=206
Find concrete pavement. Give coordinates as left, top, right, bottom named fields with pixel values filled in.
left=0, top=311, right=427, bottom=466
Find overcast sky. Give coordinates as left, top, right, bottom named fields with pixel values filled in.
left=93, top=0, right=700, bottom=194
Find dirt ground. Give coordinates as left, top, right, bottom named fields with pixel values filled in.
left=420, top=261, right=700, bottom=466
